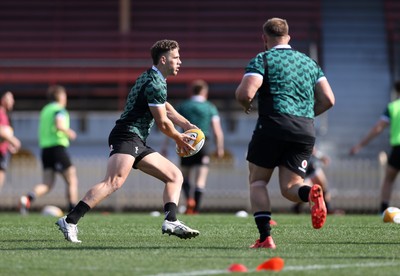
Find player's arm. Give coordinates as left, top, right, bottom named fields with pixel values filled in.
left=349, top=119, right=389, bottom=155
left=314, top=78, right=335, bottom=116
left=55, top=112, right=76, bottom=140
left=149, top=104, right=194, bottom=155
left=0, top=125, right=21, bottom=153
left=235, top=74, right=262, bottom=114
left=165, top=102, right=197, bottom=130
left=211, top=116, right=224, bottom=158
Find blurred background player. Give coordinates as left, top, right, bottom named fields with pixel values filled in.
left=0, top=91, right=21, bottom=192
left=19, top=85, right=78, bottom=214
left=350, top=80, right=400, bottom=214
left=175, top=80, right=224, bottom=214
left=235, top=17, right=335, bottom=249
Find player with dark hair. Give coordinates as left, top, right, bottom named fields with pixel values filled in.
left=55, top=39, right=200, bottom=243
left=0, top=91, right=21, bottom=192
left=235, top=17, right=335, bottom=249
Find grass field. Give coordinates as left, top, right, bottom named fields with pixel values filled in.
left=0, top=212, right=399, bottom=276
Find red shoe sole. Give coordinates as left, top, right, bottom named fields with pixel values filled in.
left=309, top=184, right=327, bottom=229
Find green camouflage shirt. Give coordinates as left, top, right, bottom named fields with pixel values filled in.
left=177, top=96, right=218, bottom=137
left=116, top=67, right=167, bottom=141
left=245, top=46, right=325, bottom=119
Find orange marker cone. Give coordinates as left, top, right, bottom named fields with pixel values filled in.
left=256, top=257, right=284, bottom=272
left=228, top=263, right=248, bottom=272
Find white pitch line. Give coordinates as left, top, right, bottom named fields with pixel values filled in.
left=145, top=261, right=400, bottom=276
left=146, top=269, right=228, bottom=276
left=284, top=261, right=400, bottom=271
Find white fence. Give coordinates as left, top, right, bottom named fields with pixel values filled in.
left=2, top=111, right=400, bottom=213
left=1, top=154, right=399, bottom=214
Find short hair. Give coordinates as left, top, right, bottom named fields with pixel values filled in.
left=263, top=18, right=289, bottom=37
left=150, top=39, right=180, bottom=65
left=191, top=80, right=208, bottom=95
left=47, top=85, right=66, bottom=101
left=0, top=90, right=11, bottom=99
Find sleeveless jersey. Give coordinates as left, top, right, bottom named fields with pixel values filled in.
left=387, top=99, right=400, bottom=146
left=245, top=46, right=325, bottom=143
left=38, top=102, right=70, bottom=148
left=177, top=97, right=218, bottom=137
left=115, top=68, right=167, bottom=141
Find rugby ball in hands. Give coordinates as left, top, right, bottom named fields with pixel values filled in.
left=176, top=129, right=205, bottom=158
left=383, top=207, right=400, bottom=223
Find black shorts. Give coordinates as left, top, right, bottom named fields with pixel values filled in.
left=0, top=153, right=8, bottom=171
left=41, top=146, right=73, bottom=172
left=388, top=146, right=400, bottom=169
left=108, top=128, right=155, bottom=169
left=180, top=138, right=211, bottom=167
left=246, top=133, right=314, bottom=178
left=305, top=157, right=318, bottom=177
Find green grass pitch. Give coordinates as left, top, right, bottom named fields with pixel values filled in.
left=0, top=212, right=399, bottom=275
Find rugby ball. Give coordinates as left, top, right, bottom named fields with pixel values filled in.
left=41, top=205, right=64, bottom=217
left=176, top=129, right=205, bottom=158
left=382, top=207, right=400, bottom=223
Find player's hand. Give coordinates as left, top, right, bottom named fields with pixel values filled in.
left=349, top=145, right=360, bottom=155
left=244, top=100, right=253, bottom=114
left=8, top=136, right=21, bottom=154
left=183, top=123, right=199, bottom=132
left=68, top=129, right=77, bottom=140
left=175, top=133, right=196, bottom=156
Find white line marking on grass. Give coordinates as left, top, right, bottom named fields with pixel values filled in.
left=284, top=261, right=400, bottom=271
left=145, top=261, right=400, bottom=276
left=146, top=269, right=227, bottom=276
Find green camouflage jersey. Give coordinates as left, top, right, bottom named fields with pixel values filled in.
left=245, top=45, right=326, bottom=143
left=115, top=67, right=167, bottom=141
left=177, top=96, right=218, bottom=137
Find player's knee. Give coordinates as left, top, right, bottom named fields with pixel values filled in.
left=175, top=171, right=184, bottom=185
left=105, top=175, right=126, bottom=191
left=167, top=168, right=183, bottom=186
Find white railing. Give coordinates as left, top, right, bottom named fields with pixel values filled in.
left=1, top=155, right=399, bottom=213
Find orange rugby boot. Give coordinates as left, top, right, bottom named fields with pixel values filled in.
left=309, top=184, right=327, bottom=229
left=250, top=236, right=276, bottom=249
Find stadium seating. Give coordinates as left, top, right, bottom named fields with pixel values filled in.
left=384, top=0, right=400, bottom=80
left=0, top=0, right=322, bottom=108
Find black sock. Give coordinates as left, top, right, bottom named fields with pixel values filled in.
left=194, top=188, right=203, bottom=212
left=27, top=192, right=36, bottom=202
left=254, top=211, right=272, bottom=242
left=298, top=185, right=311, bottom=202
left=380, top=202, right=389, bottom=213
left=66, top=201, right=91, bottom=224
left=68, top=202, right=76, bottom=213
left=164, top=202, right=177, bottom=221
